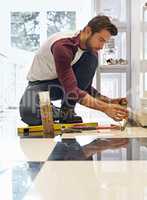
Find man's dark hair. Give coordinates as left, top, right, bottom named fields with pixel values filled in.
left=87, top=15, right=118, bottom=36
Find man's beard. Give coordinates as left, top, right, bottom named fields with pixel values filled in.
left=85, top=36, right=97, bottom=53
left=85, top=37, right=92, bottom=51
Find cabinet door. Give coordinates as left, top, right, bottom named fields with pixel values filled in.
left=100, top=73, right=126, bottom=98
left=93, top=0, right=130, bottom=101
left=99, top=32, right=127, bottom=66
left=141, top=6, right=147, bottom=98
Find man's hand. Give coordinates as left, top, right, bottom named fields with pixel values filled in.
left=105, top=103, right=128, bottom=121
left=96, top=95, right=128, bottom=106
left=83, top=138, right=129, bottom=158
left=111, top=97, right=128, bottom=106
left=80, top=94, right=128, bottom=121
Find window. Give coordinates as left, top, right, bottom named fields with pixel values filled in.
left=47, top=11, right=76, bottom=37
left=11, top=11, right=76, bottom=52
left=10, top=0, right=91, bottom=52
left=11, top=12, right=40, bottom=51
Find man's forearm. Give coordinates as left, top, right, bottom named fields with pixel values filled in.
left=80, top=94, right=128, bottom=121
left=79, top=93, right=108, bottom=112
left=88, top=86, right=111, bottom=103
left=97, top=94, right=111, bottom=103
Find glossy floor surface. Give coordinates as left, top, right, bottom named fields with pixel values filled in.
left=1, top=109, right=147, bottom=200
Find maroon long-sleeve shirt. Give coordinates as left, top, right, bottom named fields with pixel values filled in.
left=27, top=32, right=99, bottom=102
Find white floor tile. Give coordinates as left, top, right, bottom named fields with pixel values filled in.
left=24, top=161, right=147, bottom=200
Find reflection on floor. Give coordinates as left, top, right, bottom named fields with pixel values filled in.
left=0, top=108, right=146, bottom=200
left=48, top=137, right=147, bottom=161
left=0, top=161, right=44, bottom=200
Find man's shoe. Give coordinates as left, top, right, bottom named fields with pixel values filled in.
left=51, top=104, right=60, bottom=121
left=59, top=107, right=83, bottom=124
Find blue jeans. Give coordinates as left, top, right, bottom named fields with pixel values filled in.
left=19, top=51, right=98, bottom=125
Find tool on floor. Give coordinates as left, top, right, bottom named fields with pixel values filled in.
left=18, top=119, right=127, bottom=137
left=38, top=91, right=54, bottom=138
left=17, top=122, right=98, bottom=137
left=61, top=123, right=121, bottom=133
left=61, top=127, right=82, bottom=133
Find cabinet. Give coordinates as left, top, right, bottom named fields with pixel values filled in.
left=93, top=0, right=131, bottom=101
left=141, top=4, right=147, bottom=97
left=137, top=3, right=147, bottom=126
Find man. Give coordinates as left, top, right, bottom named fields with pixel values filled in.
left=19, top=15, right=128, bottom=125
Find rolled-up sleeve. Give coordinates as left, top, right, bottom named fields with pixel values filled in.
left=52, top=41, right=87, bottom=102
